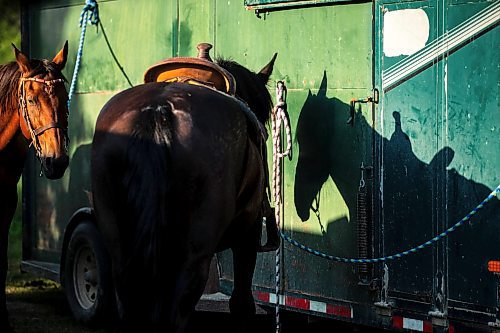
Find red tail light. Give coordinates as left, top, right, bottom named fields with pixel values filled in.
left=487, top=261, right=500, bottom=273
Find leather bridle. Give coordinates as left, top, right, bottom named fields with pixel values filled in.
left=18, top=76, right=68, bottom=157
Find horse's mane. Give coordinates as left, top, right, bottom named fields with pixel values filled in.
left=0, top=62, right=21, bottom=113
left=0, top=59, right=66, bottom=114
left=216, top=58, right=273, bottom=125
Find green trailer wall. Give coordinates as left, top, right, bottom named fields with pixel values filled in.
left=25, top=0, right=373, bottom=279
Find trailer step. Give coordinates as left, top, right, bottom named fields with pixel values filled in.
left=196, top=292, right=267, bottom=314
left=20, top=260, right=60, bottom=283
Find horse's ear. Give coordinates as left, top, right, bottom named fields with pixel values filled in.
left=258, top=53, right=278, bottom=84
left=12, top=44, right=31, bottom=74
left=52, top=40, right=68, bottom=69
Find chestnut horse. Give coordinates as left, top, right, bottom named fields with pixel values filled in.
left=0, top=43, right=70, bottom=332
left=91, top=54, right=277, bottom=332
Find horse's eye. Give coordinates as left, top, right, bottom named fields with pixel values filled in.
left=27, top=98, right=35, bottom=105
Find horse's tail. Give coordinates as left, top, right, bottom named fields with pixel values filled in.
left=123, top=104, right=173, bottom=278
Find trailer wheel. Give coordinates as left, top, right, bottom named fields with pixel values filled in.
left=64, top=221, right=113, bottom=325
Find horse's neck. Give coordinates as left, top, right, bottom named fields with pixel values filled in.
left=0, top=110, right=21, bottom=152
left=0, top=99, right=22, bottom=153
left=0, top=63, right=23, bottom=152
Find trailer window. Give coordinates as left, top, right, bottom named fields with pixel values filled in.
left=244, top=0, right=358, bottom=11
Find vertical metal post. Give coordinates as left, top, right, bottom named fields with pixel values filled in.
left=20, top=0, right=33, bottom=263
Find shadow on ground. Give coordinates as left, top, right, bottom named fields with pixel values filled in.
left=7, top=275, right=389, bottom=333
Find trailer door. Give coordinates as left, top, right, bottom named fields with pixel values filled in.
left=375, top=0, right=499, bottom=320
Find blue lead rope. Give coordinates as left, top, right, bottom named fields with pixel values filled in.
left=280, top=185, right=500, bottom=263
left=67, top=0, right=99, bottom=110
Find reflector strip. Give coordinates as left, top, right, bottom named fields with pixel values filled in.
left=285, top=295, right=309, bottom=309
left=327, top=303, right=352, bottom=318
left=488, top=260, right=500, bottom=273
left=393, top=316, right=404, bottom=329
left=254, top=291, right=270, bottom=303
left=253, top=291, right=353, bottom=318
left=392, top=316, right=432, bottom=332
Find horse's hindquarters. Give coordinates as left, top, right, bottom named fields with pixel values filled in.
left=91, top=82, right=268, bottom=331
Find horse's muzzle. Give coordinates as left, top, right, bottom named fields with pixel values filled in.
left=41, top=154, right=69, bottom=179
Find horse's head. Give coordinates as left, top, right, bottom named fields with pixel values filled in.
left=13, top=42, right=70, bottom=179
left=294, top=72, right=359, bottom=221
left=217, top=53, right=277, bottom=124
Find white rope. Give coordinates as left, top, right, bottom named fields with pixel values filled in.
left=271, top=80, right=292, bottom=333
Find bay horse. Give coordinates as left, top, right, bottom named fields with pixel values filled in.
left=91, top=51, right=277, bottom=332
left=0, top=43, right=70, bottom=332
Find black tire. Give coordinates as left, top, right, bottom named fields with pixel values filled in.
left=64, top=221, right=113, bottom=325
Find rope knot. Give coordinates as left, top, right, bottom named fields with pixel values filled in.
left=80, top=0, right=100, bottom=27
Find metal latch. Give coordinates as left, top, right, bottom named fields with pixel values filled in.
left=347, top=88, right=379, bottom=126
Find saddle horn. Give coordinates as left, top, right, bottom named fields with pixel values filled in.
left=197, top=43, right=213, bottom=62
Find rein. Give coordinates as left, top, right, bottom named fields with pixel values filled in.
left=18, top=77, right=67, bottom=156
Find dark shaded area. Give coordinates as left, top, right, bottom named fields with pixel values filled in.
left=293, top=70, right=499, bottom=302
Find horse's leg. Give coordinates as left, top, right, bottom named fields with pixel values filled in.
left=163, top=193, right=228, bottom=332
left=91, top=154, right=133, bottom=331
left=230, top=232, right=258, bottom=332
left=164, top=251, right=213, bottom=333
left=93, top=140, right=161, bottom=332
left=228, top=138, right=264, bottom=331
left=0, top=183, right=17, bottom=333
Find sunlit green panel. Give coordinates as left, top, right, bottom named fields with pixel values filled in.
left=178, top=0, right=215, bottom=57
left=217, top=2, right=371, bottom=90
left=30, top=0, right=173, bottom=92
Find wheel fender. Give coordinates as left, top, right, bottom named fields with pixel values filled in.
left=60, top=207, right=96, bottom=286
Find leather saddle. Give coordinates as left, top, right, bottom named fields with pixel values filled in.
left=143, top=43, right=236, bottom=96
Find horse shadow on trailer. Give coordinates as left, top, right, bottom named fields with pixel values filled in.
left=293, top=71, right=499, bottom=299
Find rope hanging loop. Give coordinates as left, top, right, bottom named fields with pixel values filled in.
left=272, top=81, right=292, bottom=160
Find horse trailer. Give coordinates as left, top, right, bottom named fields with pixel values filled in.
left=20, top=0, right=498, bottom=332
